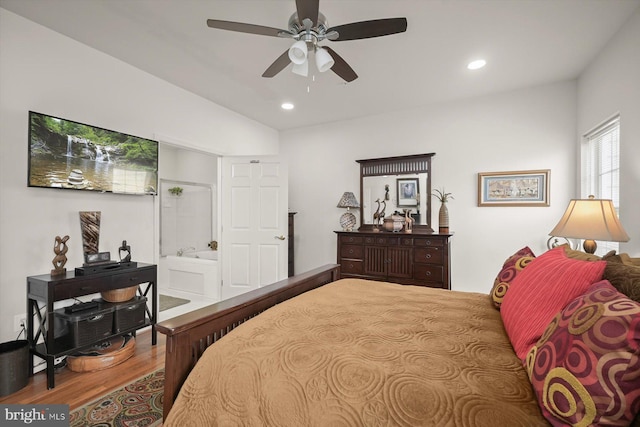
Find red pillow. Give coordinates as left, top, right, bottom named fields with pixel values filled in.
left=501, top=246, right=606, bottom=360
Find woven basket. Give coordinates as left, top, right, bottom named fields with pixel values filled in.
left=101, top=286, right=137, bottom=302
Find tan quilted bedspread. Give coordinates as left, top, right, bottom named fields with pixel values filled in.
left=165, top=279, right=549, bottom=426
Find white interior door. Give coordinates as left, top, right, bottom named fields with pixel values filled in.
left=221, top=157, right=288, bottom=300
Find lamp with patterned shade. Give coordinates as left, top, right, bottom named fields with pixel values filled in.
left=337, top=192, right=360, bottom=231
left=549, top=195, right=630, bottom=254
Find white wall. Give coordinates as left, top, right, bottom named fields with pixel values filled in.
left=577, top=8, right=640, bottom=256
left=281, top=81, right=578, bottom=293
left=0, top=9, right=278, bottom=343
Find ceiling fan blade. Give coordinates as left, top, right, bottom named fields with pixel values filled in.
left=207, top=19, right=290, bottom=37
left=262, top=50, right=292, bottom=78
left=325, top=47, right=358, bottom=82
left=328, top=18, right=407, bottom=41
left=296, top=0, right=319, bottom=26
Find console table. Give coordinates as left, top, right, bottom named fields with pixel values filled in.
left=26, top=263, right=157, bottom=389
left=336, top=231, right=452, bottom=289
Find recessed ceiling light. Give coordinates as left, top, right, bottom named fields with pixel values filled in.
left=467, top=59, right=486, bottom=70
left=281, top=102, right=295, bottom=110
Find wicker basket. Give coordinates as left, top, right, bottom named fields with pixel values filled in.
left=101, top=286, right=137, bottom=303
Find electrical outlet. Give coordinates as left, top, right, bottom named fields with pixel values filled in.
left=13, top=314, right=26, bottom=333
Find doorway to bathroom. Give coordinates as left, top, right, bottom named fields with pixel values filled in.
left=157, top=144, right=220, bottom=321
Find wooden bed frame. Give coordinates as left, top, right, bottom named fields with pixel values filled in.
left=156, top=264, right=341, bottom=419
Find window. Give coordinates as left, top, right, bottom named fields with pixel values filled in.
left=581, top=115, right=620, bottom=255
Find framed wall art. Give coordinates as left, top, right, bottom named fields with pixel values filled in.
left=477, top=169, right=550, bottom=207
left=397, top=178, right=419, bottom=207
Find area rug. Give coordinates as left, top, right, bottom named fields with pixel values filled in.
left=69, top=369, right=164, bottom=427
left=159, top=294, right=190, bottom=312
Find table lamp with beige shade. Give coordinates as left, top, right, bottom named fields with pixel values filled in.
left=549, top=195, right=630, bottom=254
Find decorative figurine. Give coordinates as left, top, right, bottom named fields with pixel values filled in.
left=373, top=199, right=382, bottom=230
left=379, top=200, right=386, bottom=224
left=119, top=240, right=132, bottom=262
left=51, top=235, right=69, bottom=276
left=79, top=211, right=101, bottom=255
left=404, top=209, right=413, bottom=233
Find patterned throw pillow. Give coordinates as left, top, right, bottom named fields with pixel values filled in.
left=526, top=280, right=640, bottom=426
left=604, top=256, right=640, bottom=304
left=490, top=246, right=535, bottom=309
left=560, top=245, right=603, bottom=262
left=501, top=246, right=606, bottom=360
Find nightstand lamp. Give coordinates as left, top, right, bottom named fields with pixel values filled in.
left=337, top=192, right=360, bottom=231
left=549, top=195, right=629, bottom=254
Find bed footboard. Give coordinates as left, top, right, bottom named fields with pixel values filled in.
left=156, top=264, right=341, bottom=419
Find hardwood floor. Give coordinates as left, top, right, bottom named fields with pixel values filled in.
left=0, top=330, right=165, bottom=410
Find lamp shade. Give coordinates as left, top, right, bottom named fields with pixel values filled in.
left=288, top=40, right=308, bottom=65
left=315, top=47, right=334, bottom=73
left=549, top=197, right=629, bottom=251
left=337, top=192, right=360, bottom=209
left=291, top=59, right=308, bottom=77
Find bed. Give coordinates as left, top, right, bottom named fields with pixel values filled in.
left=157, top=264, right=547, bottom=426
left=157, top=250, right=640, bottom=426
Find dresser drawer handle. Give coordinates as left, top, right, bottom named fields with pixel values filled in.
left=348, top=249, right=354, bottom=254
left=425, top=240, right=431, bottom=245
left=425, top=254, right=432, bottom=259
left=425, top=271, right=432, bottom=276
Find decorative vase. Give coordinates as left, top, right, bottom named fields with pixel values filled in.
left=438, top=202, right=449, bottom=233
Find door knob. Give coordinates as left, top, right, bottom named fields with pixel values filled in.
left=275, top=235, right=286, bottom=240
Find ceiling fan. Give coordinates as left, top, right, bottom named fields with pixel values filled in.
left=206, top=0, right=407, bottom=82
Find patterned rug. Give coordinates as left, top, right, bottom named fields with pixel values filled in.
left=69, top=369, right=164, bottom=426
left=159, top=294, right=190, bottom=312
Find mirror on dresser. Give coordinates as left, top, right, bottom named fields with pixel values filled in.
left=357, top=153, right=435, bottom=232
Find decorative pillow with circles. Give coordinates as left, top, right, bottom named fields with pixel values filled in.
left=526, top=280, right=640, bottom=426
left=490, top=246, right=536, bottom=309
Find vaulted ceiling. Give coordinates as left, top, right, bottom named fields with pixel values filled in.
left=2, top=0, right=638, bottom=130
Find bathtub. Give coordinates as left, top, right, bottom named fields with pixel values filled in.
left=166, top=252, right=220, bottom=301
left=181, top=250, right=218, bottom=261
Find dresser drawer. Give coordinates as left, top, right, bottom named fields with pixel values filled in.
left=53, top=280, right=102, bottom=300
left=111, top=268, right=156, bottom=289
left=364, top=236, right=400, bottom=245
left=340, top=245, right=363, bottom=259
left=340, top=259, right=363, bottom=275
left=340, top=235, right=363, bottom=244
left=399, top=237, right=414, bottom=246
left=413, top=264, right=444, bottom=283
left=414, top=247, right=443, bottom=264
left=414, top=238, right=445, bottom=248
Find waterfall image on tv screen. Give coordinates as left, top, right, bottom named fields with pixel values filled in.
left=28, top=111, right=158, bottom=195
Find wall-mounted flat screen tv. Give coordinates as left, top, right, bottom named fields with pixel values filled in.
left=28, top=111, right=158, bottom=195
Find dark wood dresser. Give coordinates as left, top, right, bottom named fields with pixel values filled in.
left=336, top=231, right=452, bottom=289
left=288, top=212, right=296, bottom=277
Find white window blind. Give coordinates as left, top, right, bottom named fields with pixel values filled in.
left=581, top=115, right=620, bottom=255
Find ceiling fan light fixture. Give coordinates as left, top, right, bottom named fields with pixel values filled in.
left=292, top=59, right=309, bottom=77
left=315, top=47, right=334, bottom=73
left=288, top=40, right=308, bottom=65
